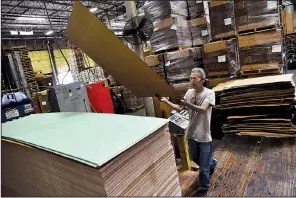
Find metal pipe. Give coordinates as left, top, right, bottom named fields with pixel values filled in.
left=124, top=0, right=156, bottom=117
left=1, top=37, right=63, bottom=40
left=47, top=41, right=59, bottom=86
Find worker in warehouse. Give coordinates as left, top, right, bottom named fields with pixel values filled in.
left=161, top=68, right=217, bottom=192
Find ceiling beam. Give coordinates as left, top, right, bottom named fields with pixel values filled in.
left=1, top=3, right=72, bottom=13
left=3, top=13, right=69, bottom=20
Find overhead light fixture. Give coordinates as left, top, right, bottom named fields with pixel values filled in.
left=45, top=30, right=54, bottom=35
left=90, top=7, right=98, bottom=12
left=17, top=16, right=46, bottom=22
left=10, top=31, right=18, bottom=35
left=19, top=31, right=33, bottom=35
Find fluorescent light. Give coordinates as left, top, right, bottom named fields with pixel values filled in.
left=17, top=16, right=46, bottom=22
left=45, top=30, right=54, bottom=35
left=19, top=31, right=33, bottom=35
left=10, top=31, right=18, bottom=35
left=90, top=7, right=98, bottom=12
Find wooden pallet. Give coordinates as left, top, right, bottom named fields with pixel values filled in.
left=240, top=67, right=281, bottom=75
left=210, top=31, right=236, bottom=43
left=238, top=25, right=277, bottom=36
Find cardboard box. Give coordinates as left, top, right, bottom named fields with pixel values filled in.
left=238, top=30, right=281, bottom=48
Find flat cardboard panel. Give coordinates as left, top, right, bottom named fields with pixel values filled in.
left=204, top=40, right=227, bottom=53
left=213, top=74, right=293, bottom=92
left=2, top=113, right=169, bottom=167
left=238, top=30, right=282, bottom=48
left=210, top=1, right=230, bottom=7
left=145, top=55, right=160, bottom=67
left=190, top=17, right=207, bottom=26
left=64, top=2, right=176, bottom=97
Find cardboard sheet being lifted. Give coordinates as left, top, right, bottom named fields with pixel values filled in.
left=64, top=1, right=176, bottom=97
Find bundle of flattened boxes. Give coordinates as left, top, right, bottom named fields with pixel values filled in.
left=144, top=0, right=283, bottom=89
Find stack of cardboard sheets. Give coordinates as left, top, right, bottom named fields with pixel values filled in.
left=2, top=113, right=181, bottom=196
left=143, top=1, right=191, bottom=53
left=213, top=74, right=296, bottom=137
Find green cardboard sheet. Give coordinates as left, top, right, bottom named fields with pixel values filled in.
left=2, top=113, right=169, bottom=167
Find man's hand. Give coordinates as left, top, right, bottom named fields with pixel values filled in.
left=180, top=98, right=188, bottom=106
left=161, top=97, right=168, bottom=103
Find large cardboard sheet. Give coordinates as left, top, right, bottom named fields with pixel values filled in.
left=64, top=2, right=176, bottom=97
left=213, top=74, right=294, bottom=92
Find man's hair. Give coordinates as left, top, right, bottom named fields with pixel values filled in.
left=191, top=68, right=206, bottom=80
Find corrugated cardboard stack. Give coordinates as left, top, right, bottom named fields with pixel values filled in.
left=144, top=1, right=191, bottom=53
left=238, top=30, right=282, bottom=76
left=165, top=47, right=203, bottom=84
left=2, top=113, right=181, bottom=196
left=213, top=74, right=296, bottom=138
left=209, top=1, right=235, bottom=40
left=111, top=86, right=143, bottom=111
left=188, top=1, right=210, bottom=46
left=145, top=54, right=166, bottom=81
left=234, top=0, right=279, bottom=33
left=203, top=38, right=240, bottom=88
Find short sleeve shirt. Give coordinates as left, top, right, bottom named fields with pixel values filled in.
left=184, top=87, right=215, bottom=142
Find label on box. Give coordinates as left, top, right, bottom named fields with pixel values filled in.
left=69, top=93, right=73, bottom=96
left=165, top=60, right=171, bottom=66
left=196, top=1, right=203, bottom=3
left=171, top=24, right=177, bottom=30
left=5, top=109, right=19, bottom=119
left=267, top=1, right=277, bottom=10
left=48, top=83, right=51, bottom=86
left=224, top=18, right=232, bottom=25
left=41, top=101, right=47, bottom=105
left=218, top=55, right=226, bottom=62
left=272, top=44, right=281, bottom=52
left=201, top=30, right=208, bottom=36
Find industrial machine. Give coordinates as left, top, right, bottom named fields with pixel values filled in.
left=1, top=91, right=35, bottom=123
left=52, top=81, right=91, bottom=112
left=86, top=80, right=114, bottom=113
left=169, top=109, right=190, bottom=135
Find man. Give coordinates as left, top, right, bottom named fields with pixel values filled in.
left=161, top=68, right=217, bottom=191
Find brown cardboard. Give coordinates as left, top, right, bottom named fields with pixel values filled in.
left=285, top=5, right=294, bottom=35
left=210, top=1, right=230, bottom=7
left=145, top=55, right=160, bottom=67
left=190, top=17, right=207, bottom=26
left=204, top=41, right=227, bottom=53
left=238, top=30, right=281, bottom=48
left=64, top=2, right=176, bottom=97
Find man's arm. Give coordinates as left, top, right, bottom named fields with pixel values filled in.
left=181, top=100, right=210, bottom=113
left=161, top=97, right=185, bottom=112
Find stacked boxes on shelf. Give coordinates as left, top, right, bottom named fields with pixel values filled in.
left=144, top=1, right=191, bottom=53
left=238, top=30, right=282, bottom=76
left=203, top=38, right=240, bottom=88
left=209, top=1, right=235, bottom=40
left=188, top=1, right=211, bottom=46
left=234, top=0, right=280, bottom=34
left=165, top=47, right=203, bottom=84
left=145, top=54, right=166, bottom=81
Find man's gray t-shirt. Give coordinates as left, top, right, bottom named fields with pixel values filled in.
left=184, top=87, right=215, bottom=142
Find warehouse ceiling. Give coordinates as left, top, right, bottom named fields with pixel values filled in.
left=1, top=0, right=145, bottom=40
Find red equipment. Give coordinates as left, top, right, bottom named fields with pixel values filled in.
left=86, top=80, right=114, bottom=113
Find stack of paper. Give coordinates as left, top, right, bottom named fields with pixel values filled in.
left=213, top=74, right=296, bottom=137
left=2, top=113, right=181, bottom=196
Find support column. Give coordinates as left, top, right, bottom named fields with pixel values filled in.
left=47, top=41, right=59, bottom=85
left=104, top=12, right=111, bottom=29
left=124, top=0, right=156, bottom=117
